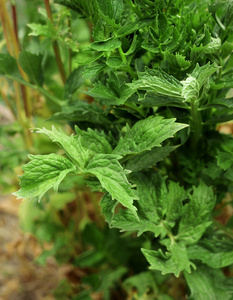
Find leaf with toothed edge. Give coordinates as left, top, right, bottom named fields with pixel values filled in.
left=13, top=154, right=76, bottom=201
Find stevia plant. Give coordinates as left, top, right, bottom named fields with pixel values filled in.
left=1, top=0, right=233, bottom=298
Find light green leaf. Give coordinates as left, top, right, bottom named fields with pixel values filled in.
left=178, top=181, right=215, bottom=245
left=113, top=116, right=188, bottom=156
left=142, top=242, right=194, bottom=277
left=86, top=154, right=138, bottom=216
left=18, top=50, right=43, bottom=86
left=190, top=62, right=219, bottom=90
left=181, top=63, right=219, bottom=101
left=13, top=154, right=76, bottom=201
left=35, top=126, right=90, bottom=171
left=184, top=267, right=233, bottom=300
left=128, top=67, right=183, bottom=99
left=204, top=37, right=221, bottom=54
left=181, top=76, right=199, bottom=101
left=27, top=21, right=56, bottom=38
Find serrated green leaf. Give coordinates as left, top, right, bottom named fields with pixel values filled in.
left=204, top=37, right=221, bottom=54
left=64, top=67, right=84, bottom=98
left=163, top=51, right=191, bottom=72
left=74, top=126, right=112, bottom=154
left=131, top=92, right=188, bottom=109
left=123, top=271, right=158, bottom=297
left=75, top=50, right=104, bottom=65
left=27, top=22, right=56, bottom=38
left=112, top=172, right=187, bottom=237
left=13, top=154, right=76, bottom=201
left=85, top=154, right=138, bottom=216
left=82, top=63, right=106, bottom=79
left=106, top=56, right=125, bottom=68
left=116, top=17, right=153, bottom=37
left=181, top=76, right=199, bottom=101
left=113, top=116, right=188, bottom=156
left=100, top=193, right=118, bottom=225
left=178, top=181, right=215, bottom=245
left=184, top=267, right=233, bottom=300
left=35, top=126, right=90, bottom=171
left=217, top=151, right=233, bottom=170
left=128, top=67, right=183, bottom=99
left=85, top=81, right=134, bottom=105
left=89, top=38, right=121, bottom=51
left=142, top=243, right=194, bottom=277
left=18, top=50, right=43, bottom=86
left=125, top=145, right=178, bottom=172
left=187, top=244, right=233, bottom=268
left=54, top=0, right=97, bottom=21
left=49, top=101, right=110, bottom=125
left=95, top=0, right=124, bottom=27
left=190, top=63, right=219, bottom=90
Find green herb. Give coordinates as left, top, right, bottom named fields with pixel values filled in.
left=4, top=0, right=233, bottom=298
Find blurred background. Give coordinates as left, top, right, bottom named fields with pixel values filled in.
left=0, top=1, right=102, bottom=299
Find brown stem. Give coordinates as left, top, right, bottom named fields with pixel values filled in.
left=11, top=4, right=19, bottom=45
left=44, top=0, right=66, bottom=84
left=0, top=0, right=32, bottom=148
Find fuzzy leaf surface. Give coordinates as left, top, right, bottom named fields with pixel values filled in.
left=13, top=154, right=76, bottom=201
left=184, top=267, right=233, bottom=300
left=86, top=154, right=138, bottom=216
left=74, top=126, right=112, bottom=154
left=128, top=68, right=183, bottom=99
left=178, top=182, right=215, bottom=244
left=112, top=172, right=187, bottom=236
left=113, top=116, right=187, bottom=156
left=35, top=127, right=90, bottom=171
left=141, top=243, right=194, bottom=277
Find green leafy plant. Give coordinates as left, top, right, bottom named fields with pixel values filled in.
left=2, top=0, right=233, bottom=298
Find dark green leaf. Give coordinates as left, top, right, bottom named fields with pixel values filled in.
left=184, top=267, right=233, bottom=300
left=64, top=67, right=84, bottom=98
left=178, top=181, right=215, bottom=245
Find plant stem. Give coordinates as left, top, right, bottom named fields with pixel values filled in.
left=11, top=4, right=19, bottom=45
left=118, top=46, right=136, bottom=78
left=68, top=16, right=72, bottom=74
left=125, top=0, right=143, bottom=18
left=0, top=0, right=32, bottom=148
left=2, top=73, right=64, bottom=106
left=190, top=98, right=202, bottom=149
left=44, top=0, right=66, bottom=84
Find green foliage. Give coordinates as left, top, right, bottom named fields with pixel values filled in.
left=6, top=0, right=233, bottom=298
